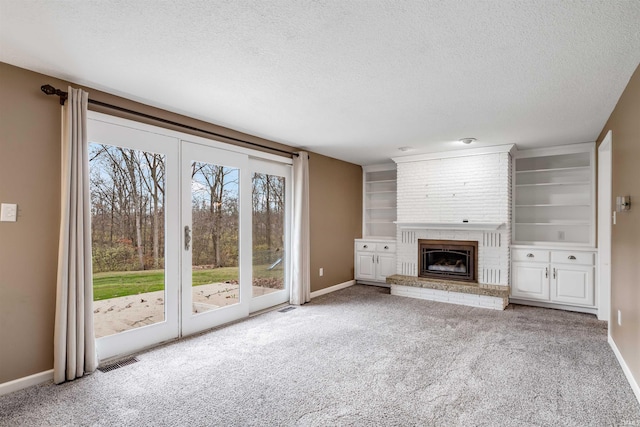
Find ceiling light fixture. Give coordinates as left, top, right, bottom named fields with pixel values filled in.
left=459, top=138, right=477, bottom=144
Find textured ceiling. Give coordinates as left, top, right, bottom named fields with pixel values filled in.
left=1, top=1, right=639, bottom=165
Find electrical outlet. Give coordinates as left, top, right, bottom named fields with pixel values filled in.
left=558, top=231, right=565, bottom=241
left=319, top=268, right=324, bottom=277
left=618, top=310, right=622, bottom=326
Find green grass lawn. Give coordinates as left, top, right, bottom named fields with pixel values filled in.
left=92, top=265, right=282, bottom=301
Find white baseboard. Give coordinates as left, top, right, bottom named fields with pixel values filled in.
left=609, top=335, right=640, bottom=405
left=310, top=280, right=355, bottom=299
left=0, top=369, right=53, bottom=396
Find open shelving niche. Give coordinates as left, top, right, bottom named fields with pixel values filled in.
left=513, top=143, right=595, bottom=246
left=362, top=164, right=397, bottom=239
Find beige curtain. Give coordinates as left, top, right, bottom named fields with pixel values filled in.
left=290, top=151, right=311, bottom=305
left=54, top=86, right=97, bottom=384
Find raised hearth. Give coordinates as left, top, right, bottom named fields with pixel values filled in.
left=386, top=274, right=509, bottom=310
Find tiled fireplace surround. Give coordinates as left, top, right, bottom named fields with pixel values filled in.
left=388, top=146, right=514, bottom=310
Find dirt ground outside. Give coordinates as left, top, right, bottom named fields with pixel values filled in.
left=93, top=283, right=278, bottom=338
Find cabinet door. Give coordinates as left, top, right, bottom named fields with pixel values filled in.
left=552, top=265, right=594, bottom=306
left=376, top=254, right=396, bottom=281
left=356, top=252, right=376, bottom=280
left=511, top=262, right=550, bottom=301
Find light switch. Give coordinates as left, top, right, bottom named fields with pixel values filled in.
left=1, top=203, right=18, bottom=222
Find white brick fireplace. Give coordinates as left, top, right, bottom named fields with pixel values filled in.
left=392, top=145, right=514, bottom=287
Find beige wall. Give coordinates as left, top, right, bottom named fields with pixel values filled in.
left=0, top=62, right=362, bottom=383
left=309, top=154, right=362, bottom=292
left=596, top=64, right=640, bottom=387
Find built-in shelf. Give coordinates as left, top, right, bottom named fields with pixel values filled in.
left=363, top=164, right=397, bottom=239
left=513, top=144, right=595, bottom=246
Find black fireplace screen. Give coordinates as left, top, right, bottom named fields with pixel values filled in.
left=418, top=240, right=477, bottom=282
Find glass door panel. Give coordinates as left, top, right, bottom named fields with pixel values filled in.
left=181, top=141, right=250, bottom=336
left=249, top=159, right=291, bottom=313
left=89, top=144, right=167, bottom=337
left=252, top=173, right=285, bottom=296
left=88, top=114, right=180, bottom=360
left=190, top=162, right=240, bottom=314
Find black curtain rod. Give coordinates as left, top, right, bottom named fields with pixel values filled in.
left=40, top=84, right=299, bottom=158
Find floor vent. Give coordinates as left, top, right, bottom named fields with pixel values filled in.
left=278, top=306, right=296, bottom=313
left=98, top=357, right=139, bottom=373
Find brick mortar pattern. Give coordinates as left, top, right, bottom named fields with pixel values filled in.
left=396, top=152, right=512, bottom=286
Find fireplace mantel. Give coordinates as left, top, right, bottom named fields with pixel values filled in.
left=394, top=222, right=505, bottom=231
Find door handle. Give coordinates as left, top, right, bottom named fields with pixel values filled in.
left=568, top=255, right=576, bottom=260
left=553, top=268, right=556, bottom=279
left=545, top=267, right=548, bottom=278
left=184, top=225, right=191, bottom=250
left=372, top=255, right=375, bottom=263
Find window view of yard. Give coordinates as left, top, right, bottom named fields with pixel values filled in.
left=89, top=143, right=285, bottom=338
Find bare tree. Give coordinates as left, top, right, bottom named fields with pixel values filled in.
left=191, top=162, right=239, bottom=268
left=140, top=152, right=165, bottom=269
left=118, top=148, right=145, bottom=270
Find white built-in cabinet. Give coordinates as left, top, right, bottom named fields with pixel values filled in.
left=354, top=240, right=396, bottom=286
left=511, top=143, right=597, bottom=314
left=356, top=164, right=397, bottom=286
left=362, top=164, right=397, bottom=239
left=511, top=248, right=596, bottom=313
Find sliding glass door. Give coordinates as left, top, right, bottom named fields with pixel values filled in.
left=88, top=117, right=180, bottom=360
left=180, top=142, right=251, bottom=335
left=249, top=158, right=292, bottom=313
left=88, top=113, right=292, bottom=359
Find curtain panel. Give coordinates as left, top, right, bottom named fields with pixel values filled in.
left=291, top=151, right=311, bottom=305
left=53, top=87, right=98, bottom=384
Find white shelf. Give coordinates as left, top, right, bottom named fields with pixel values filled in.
left=516, top=166, right=590, bottom=174
left=515, top=222, right=590, bottom=226
left=366, top=179, right=396, bottom=184
left=395, top=222, right=505, bottom=231
left=515, top=182, right=589, bottom=187
left=515, top=204, right=590, bottom=207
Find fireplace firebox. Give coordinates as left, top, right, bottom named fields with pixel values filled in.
left=418, top=239, right=478, bottom=283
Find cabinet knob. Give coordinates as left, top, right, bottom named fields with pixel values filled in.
left=363, top=245, right=368, bottom=249
left=568, top=255, right=576, bottom=260
left=526, top=253, right=534, bottom=258
left=384, top=245, right=389, bottom=249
